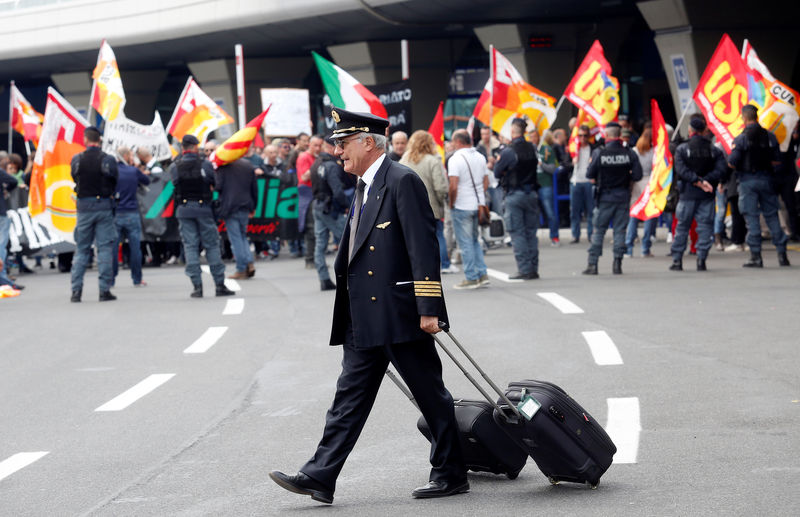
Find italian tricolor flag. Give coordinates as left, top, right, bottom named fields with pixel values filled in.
left=312, top=51, right=387, bottom=118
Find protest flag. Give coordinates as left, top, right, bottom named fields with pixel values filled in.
left=210, top=106, right=271, bottom=168
left=630, top=100, right=673, bottom=220
left=166, top=77, right=235, bottom=144
left=491, top=47, right=556, bottom=134
left=90, top=40, right=126, bottom=121
left=567, top=108, right=600, bottom=159
left=312, top=52, right=387, bottom=118
left=10, top=82, right=44, bottom=146
left=563, top=40, right=620, bottom=127
left=427, top=101, right=445, bottom=162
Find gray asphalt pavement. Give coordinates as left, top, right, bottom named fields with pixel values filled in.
left=1, top=231, right=798, bottom=516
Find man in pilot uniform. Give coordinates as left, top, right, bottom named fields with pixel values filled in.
left=270, top=108, right=466, bottom=504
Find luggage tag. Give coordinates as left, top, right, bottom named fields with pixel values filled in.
left=516, top=389, right=541, bottom=421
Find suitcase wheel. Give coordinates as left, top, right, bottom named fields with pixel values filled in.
left=587, top=481, right=599, bottom=490
left=548, top=477, right=560, bottom=486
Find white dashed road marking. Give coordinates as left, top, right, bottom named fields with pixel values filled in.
left=606, top=397, right=641, bottom=464
left=223, top=298, right=245, bottom=315
left=486, top=268, right=524, bottom=283
left=537, top=292, right=584, bottom=314
left=184, top=326, right=228, bottom=354
left=0, top=452, right=49, bottom=483
left=95, top=374, right=175, bottom=412
left=200, top=265, right=241, bottom=291
left=582, top=331, right=623, bottom=365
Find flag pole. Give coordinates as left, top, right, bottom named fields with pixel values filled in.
left=672, top=101, right=693, bottom=141
left=489, top=44, right=494, bottom=131
left=550, top=95, right=567, bottom=130
left=8, top=81, right=13, bottom=153
left=235, top=44, right=246, bottom=130
left=401, top=39, right=409, bottom=80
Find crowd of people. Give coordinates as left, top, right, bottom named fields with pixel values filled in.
left=1, top=103, right=798, bottom=298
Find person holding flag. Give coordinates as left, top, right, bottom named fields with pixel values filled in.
left=669, top=116, right=728, bottom=272
left=727, top=105, right=790, bottom=268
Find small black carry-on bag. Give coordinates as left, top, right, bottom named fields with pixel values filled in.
left=389, top=322, right=616, bottom=488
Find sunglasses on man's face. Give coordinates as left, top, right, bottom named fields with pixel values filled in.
left=578, top=134, right=589, bottom=138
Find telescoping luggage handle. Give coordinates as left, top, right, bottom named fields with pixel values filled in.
left=433, top=321, right=522, bottom=420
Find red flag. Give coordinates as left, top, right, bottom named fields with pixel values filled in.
left=428, top=101, right=445, bottom=161
left=209, top=106, right=271, bottom=168
left=630, top=100, right=674, bottom=220
left=10, top=83, right=44, bottom=145
left=563, top=40, right=620, bottom=126
left=693, top=34, right=750, bottom=154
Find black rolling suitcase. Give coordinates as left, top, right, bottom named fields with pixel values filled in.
left=385, top=371, right=527, bottom=479
left=427, top=323, right=616, bottom=488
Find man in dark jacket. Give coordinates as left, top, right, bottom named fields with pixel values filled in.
left=70, top=126, right=119, bottom=302
left=270, top=108, right=465, bottom=505
left=583, top=122, right=642, bottom=275
left=669, top=117, right=728, bottom=271
left=169, top=134, right=235, bottom=298
left=215, top=158, right=258, bottom=280
left=728, top=104, right=790, bottom=268
left=0, top=165, right=22, bottom=289
left=310, top=137, right=351, bottom=290
left=112, top=146, right=150, bottom=286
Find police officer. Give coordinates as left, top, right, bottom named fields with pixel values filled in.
left=669, top=116, right=728, bottom=271
left=70, top=126, right=118, bottom=302
left=310, top=137, right=352, bottom=291
left=727, top=104, right=790, bottom=268
left=493, top=118, right=541, bottom=279
left=583, top=122, right=642, bottom=275
left=270, top=107, right=465, bottom=505
left=169, top=134, right=236, bottom=297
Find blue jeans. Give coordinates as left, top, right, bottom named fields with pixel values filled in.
left=178, top=215, right=226, bottom=286
left=313, top=203, right=346, bottom=282
left=588, top=201, right=628, bottom=264
left=113, top=211, right=143, bottom=285
left=738, top=175, right=788, bottom=253
left=225, top=210, right=254, bottom=273
left=714, top=188, right=727, bottom=235
left=71, top=208, right=117, bottom=292
left=451, top=208, right=487, bottom=281
left=671, top=198, right=714, bottom=260
left=487, top=186, right=504, bottom=214
left=625, top=216, right=657, bottom=255
left=570, top=182, right=594, bottom=240
left=538, top=186, right=558, bottom=240
left=436, top=219, right=450, bottom=268
left=504, top=189, right=539, bottom=275
left=0, top=215, right=10, bottom=275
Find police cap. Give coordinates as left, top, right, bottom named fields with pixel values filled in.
left=329, top=107, right=389, bottom=139
left=182, top=134, right=200, bottom=146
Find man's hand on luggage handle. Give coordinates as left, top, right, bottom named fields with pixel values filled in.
left=420, top=316, right=441, bottom=334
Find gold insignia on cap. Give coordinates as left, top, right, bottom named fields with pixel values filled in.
left=331, top=110, right=341, bottom=123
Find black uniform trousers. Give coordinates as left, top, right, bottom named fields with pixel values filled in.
left=300, top=334, right=465, bottom=491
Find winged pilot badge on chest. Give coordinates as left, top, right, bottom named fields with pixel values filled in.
left=376, top=221, right=391, bottom=229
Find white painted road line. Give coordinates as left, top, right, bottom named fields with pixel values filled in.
left=606, top=397, right=641, bottom=464
left=223, top=298, right=245, bottom=315
left=200, top=265, right=242, bottom=291
left=486, top=268, right=524, bottom=283
left=537, top=292, right=584, bottom=314
left=0, top=452, right=49, bottom=483
left=184, top=326, right=228, bottom=354
left=95, top=374, right=175, bottom=412
left=582, top=331, right=623, bottom=365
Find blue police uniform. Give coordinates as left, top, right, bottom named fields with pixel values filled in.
left=584, top=139, right=642, bottom=274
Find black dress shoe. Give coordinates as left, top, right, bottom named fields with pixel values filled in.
left=216, top=284, right=236, bottom=296
left=743, top=252, right=763, bottom=268
left=99, top=291, right=117, bottom=302
left=508, top=272, right=528, bottom=280
left=269, top=471, right=333, bottom=504
left=190, top=285, right=203, bottom=298
left=669, top=259, right=683, bottom=271
left=582, top=264, right=598, bottom=275
left=70, top=289, right=82, bottom=302
left=411, top=479, right=470, bottom=499
left=525, top=272, right=540, bottom=280
left=778, top=251, right=790, bottom=267
left=612, top=257, right=623, bottom=275
left=320, top=279, right=336, bottom=291
left=696, top=258, right=707, bottom=271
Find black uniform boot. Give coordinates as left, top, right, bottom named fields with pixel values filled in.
left=190, top=284, right=203, bottom=298
left=743, top=252, right=763, bottom=268
left=696, top=257, right=707, bottom=271
left=320, top=279, right=336, bottom=291
left=216, top=284, right=235, bottom=296
left=669, top=258, right=683, bottom=271
left=99, top=291, right=117, bottom=302
left=612, top=257, right=623, bottom=275
left=778, top=251, right=790, bottom=267
left=70, top=289, right=82, bottom=303
left=582, top=263, right=598, bottom=275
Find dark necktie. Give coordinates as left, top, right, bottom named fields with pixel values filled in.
left=348, top=179, right=367, bottom=261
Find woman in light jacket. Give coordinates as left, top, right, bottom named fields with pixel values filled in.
left=400, top=130, right=456, bottom=273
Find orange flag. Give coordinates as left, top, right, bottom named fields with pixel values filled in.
left=428, top=101, right=445, bottom=162
left=693, top=34, right=750, bottom=154
left=90, top=40, right=126, bottom=121
left=563, top=40, right=620, bottom=126
left=630, top=100, right=674, bottom=220
left=471, top=78, right=521, bottom=140
left=10, top=82, right=44, bottom=145
left=166, top=77, right=235, bottom=144
left=210, top=106, right=271, bottom=168
left=491, top=48, right=556, bottom=134
left=29, top=87, right=88, bottom=243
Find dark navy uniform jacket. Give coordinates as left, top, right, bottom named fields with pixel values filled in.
left=330, top=155, right=448, bottom=348
left=586, top=140, right=642, bottom=203
left=674, top=135, right=728, bottom=200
